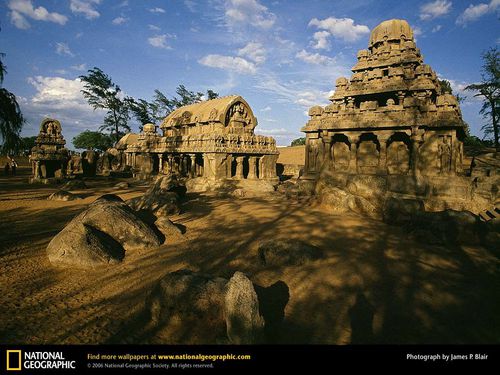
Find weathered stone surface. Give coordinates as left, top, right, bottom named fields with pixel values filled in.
left=346, top=175, right=387, bottom=200
left=62, top=179, right=87, bottom=190
left=146, top=269, right=228, bottom=344
left=410, top=209, right=481, bottom=246
left=155, top=217, right=183, bottom=236
left=47, top=194, right=161, bottom=267
left=48, top=190, right=80, bottom=201
left=348, top=195, right=381, bottom=219
left=114, top=181, right=130, bottom=189
left=128, top=175, right=184, bottom=217
left=47, top=223, right=124, bottom=268
left=224, top=272, right=264, bottom=344
left=383, top=197, right=425, bottom=225
left=258, top=240, right=323, bottom=266
left=318, top=187, right=351, bottom=213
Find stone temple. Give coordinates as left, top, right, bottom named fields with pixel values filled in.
left=302, top=19, right=465, bottom=180
left=30, top=118, right=69, bottom=184
left=119, top=95, right=279, bottom=182
left=300, top=19, right=497, bottom=214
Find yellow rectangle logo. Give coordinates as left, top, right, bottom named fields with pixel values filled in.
left=6, top=350, right=22, bottom=371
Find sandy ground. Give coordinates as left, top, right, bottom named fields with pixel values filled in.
left=1, top=167, right=499, bottom=344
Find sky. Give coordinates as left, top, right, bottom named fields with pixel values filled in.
left=1, top=0, right=499, bottom=149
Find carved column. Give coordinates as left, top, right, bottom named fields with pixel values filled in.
left=189, top=154, right=197, bottom=177
left=323, top=134, right=332, bottom=162
left=159, top=155, right=163, bottom=174
left=235, top=156, right=245, bottom=179
left=349, top=136, right=358, bottom=174
left=410, top=126, right=420, bottom=173
left=182, top=155, right=189, bottom=176
left=378, top=137, right=388, bottom=175
left=248, top=156, right=257, bottom=179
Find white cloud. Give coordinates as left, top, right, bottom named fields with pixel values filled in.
left=225, top=0, right=276, bottom=29
left=24, top=75, right=107, bottom=146
left=184, top=0, right=196, bottom=12
left=260, top=106, right=271, bottom=112
left=311, top=30, right=331, bottom=50
left=295, top=90, right=331, bottom=107
left=149, top=7, right=166, bottom=13
left=71, top=63, right=87, bottom=71
left=413, top=26, right=423, bottom=37
left=148, top=34, right=172, bottom=49
left=148, top=24, right=161, bottom=31
left=199, top=54, right=257, bottom=74
left=456, top=1, right=499, bottom=25
left=420, top=0, right=452, bottom=21
left=54, top=69, right=68, bottom=75
left=238, top=42, right=266, bottom=64
left=112, top=16, right=128, bottom=25
left=254, top=127, right=303, bottom=145
left=70, top=0, right=101, bottom=20
left=55, top=42, right=75, bottom=57
left=432, top=25, right=442, bottom=32
left=8, top=0, right=68, bottom=29
left=296, top=49, right=335, bottom=65
left=308, top=17, right=369, bottom=42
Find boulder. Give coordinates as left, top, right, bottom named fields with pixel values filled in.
left=224, top=272, right=264, bottom=344
left=114, top=181, right=130, bottom=189
left=146, top=269, right=228, bottom=344
left=128, top=175, right=184, bottom=217
left=383, top=197, right=425, bottom=225
left=318, top=187, right=351, bottom=213
left=258, top=239, right=323, bottom=266
left=47, top=223, right=124, bottom=268
left=62, top=179, right=87, bottom=190
left=348, top=195, right=382, bottom=219
left=47, top=194, right=162, bottom=268
left=346, top=175, right=387, bottom=200
left=155, top=217, right=183, bottom=236
left=481, top=219, right=500, bottom=252
left=48, top=190, right=80, bottom=201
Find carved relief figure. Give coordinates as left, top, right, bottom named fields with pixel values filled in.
left=438, top=136, right=452, bottom=174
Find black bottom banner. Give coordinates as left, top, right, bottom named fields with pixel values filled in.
left=1, top=345, right=499, bottom=372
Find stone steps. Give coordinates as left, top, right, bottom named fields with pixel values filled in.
left=478, top=206, right=500, bottom=222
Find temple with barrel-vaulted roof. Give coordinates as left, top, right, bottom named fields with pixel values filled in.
left=118, top=95, right=279, bottom=181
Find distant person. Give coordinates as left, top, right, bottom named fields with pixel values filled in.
left=10, top=158, right=17, bottom=176
left=4, top=162, right=10, bottom=176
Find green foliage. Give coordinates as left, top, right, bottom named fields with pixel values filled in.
left=466, top=47, right=500, bottom=150
left=79, top=67, right=130, bottom=143
left=73, top=130, right=114, bottom=152
left=0, top=47, right=24, bottom=154
left=19, top=136, right=37, bottom=153
left=291, top=137, right=306, bottom=146
left=129, top=86, right=219, bottom=126
left=439, top=79, right=452, bottom=94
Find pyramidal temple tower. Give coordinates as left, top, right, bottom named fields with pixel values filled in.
left=302, top=19, right=465, bottom=180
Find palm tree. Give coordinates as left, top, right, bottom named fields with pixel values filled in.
left=0, top=52, right=24, bottom=154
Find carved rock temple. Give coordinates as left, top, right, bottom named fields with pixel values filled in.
left=302, top=19, right=465, bottom=180
left=30, top=118, right=69, bottom=184
left=119, top=95, right=279, bottom=182
left=300, top=19, right=499, bottom=214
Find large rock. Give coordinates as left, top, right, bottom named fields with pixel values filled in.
left=224, top=272, right=264, bottom=344
left=62, top=179, right=87, bottom=190
left=48, top=190, right=80, bottom=201
left=128, top=175, right=184, bottom=217
left=410, top=209, right=481, bottom=246
left=383, top=197, right=425, bottom=225
left=47, top=223, right=124, bottom=268
left=346, top=175, right=387, bottom=200
left=155, top=217, right=183, bottom=237
left=147, top=269, right=228, bottom=344
left=348, top=195, right=382, bottom=219
left=258, top=239, right=323, bottom=266
left=481, top=219, right=500, bottom=252
left=318, top=187, right=351, bottom=213
left=47, top=194, right=162, bottom=268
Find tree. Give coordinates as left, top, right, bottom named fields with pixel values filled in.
left=466, top=47, right=500, bottom=151
left=73, top=130, right=114, bottom=152
left=129, top=86, right=219, bottom=126
left=291, top=137, right=306, bottom=146
left=19, top=136, right=36, bottom=154
left=79, top=67, right=130, bottom=143
left=439, top=79, right=466, bottom=104
left=0, top=49, right=24, bottom=154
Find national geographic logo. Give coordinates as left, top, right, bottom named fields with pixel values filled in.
left=6, top=350, right=76, bottom=371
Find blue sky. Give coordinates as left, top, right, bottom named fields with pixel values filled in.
left=1, top=0, right=499, bottom=148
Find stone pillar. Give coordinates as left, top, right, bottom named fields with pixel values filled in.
left=348, top=137, right=358, bottom=174
left=182, top=155, right=189, bottom=176
left=323, top=134, right=332, bottom=162
left=189, top=154, right=197, bottom=178
left=159, top=155, right=163, bottom=174
left=260, top=154, right=278, bottom=179
left=203, top=154, right=212, bottom=179
left=410, top=127, right=420, bottom=173
left=227, top=154, right=233, bottom=177
left=35, top=161, right=41, bottom=178
left=248, top=156, right=257, bottom=179
left=378, top=138, right=388, bottom=175
left=235, top=156, right=245, bottom=179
